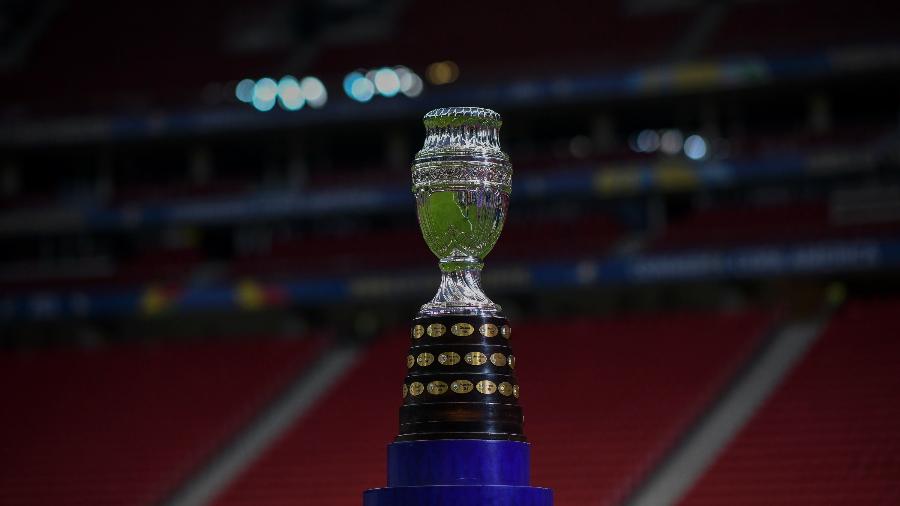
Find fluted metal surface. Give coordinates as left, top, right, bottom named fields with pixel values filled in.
left=412, top=107, right=512, bottom=316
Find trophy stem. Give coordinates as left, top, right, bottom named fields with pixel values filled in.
left=418, top=256, right=500, bottom=317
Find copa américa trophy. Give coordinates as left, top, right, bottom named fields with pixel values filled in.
left=364, top=107, right=553, bottom=506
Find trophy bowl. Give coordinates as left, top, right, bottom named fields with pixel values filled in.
left=412, top=107, right=512, bottom=316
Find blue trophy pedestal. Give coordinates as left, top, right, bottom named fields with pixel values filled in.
left=364, top=440, right=553, bottom=506
left=364, top=485, right=553, bottom=506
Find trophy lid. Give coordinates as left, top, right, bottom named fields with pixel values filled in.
left=412, top=107, right=511, bottom=193
left=422, top=106, right=502, bottom=129
left=415, top=107, right=509, bottom=162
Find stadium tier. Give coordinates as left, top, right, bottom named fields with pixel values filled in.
left=211, top=308, right=770, bottom=506
left=230, top=214, right=623, bottom=279
left=0, top=212, right=623, bottom=294
left=305, top=0, right=693, bottom=79
left=2, top=122, right=893, bottom=215
left=518, top=309, right=772, bottom=506
left=8, top=190, right=900, bottom=296
left=5, top=0, right=698, bottom=115
left=705, top=0, right=900, bottom=57
left=0, top=337, right=324, bottom=506
left=8, top=0, right=899, bottom=117
left=653, top=200, right=900, bottom=251
left=678, top=298, right=900, bottom=505
left=211, top=328, right=407, bottom=506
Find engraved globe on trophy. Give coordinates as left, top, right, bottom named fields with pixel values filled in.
left=413, top=107, right=511, bottom=316
left=364, top=107, right=552, bottom=506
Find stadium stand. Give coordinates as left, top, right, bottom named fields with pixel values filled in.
left=7, top=0, right=285, bottom=115
left=1, top=0, right=899, bottom=503
left=117, top=247, right=207, bottom=284
left=679, top=298, right=900, bottom=505
left=212, top=308, right=770, bottom=506
left=517, top=309, right=772, bottom=506
left=704, top=0, right=900, bottom=56
left=652, top=201, right=900, bottom=252
left=306, top=0, right=694, bottom=78
left=230, top=213, right=623, bottom=279
left=211, top=329, right=407, bottom=506
left=0, top=336, right=324, bottom=506
left=5, top=0, right=701, bottom=115
left=6, top=121, right=891, bottom=213
left=230, top=228, right=431, bottom=279
left=0, top=209, right=624, bottom=297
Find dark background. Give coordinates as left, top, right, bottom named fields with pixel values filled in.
left=1, top=1, right=899, bottom=505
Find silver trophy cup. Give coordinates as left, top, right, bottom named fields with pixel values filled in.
left=412, top=107, right=512, bottom=316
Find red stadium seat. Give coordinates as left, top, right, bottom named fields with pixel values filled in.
left=679, top=298, right=900, bottom=505
left=212, top=329, right=408, bottom=506
left=653, top=201, right=900, bottom=252
left=0, top=336, right=325, bottom=506
left=518, top=309, right=771, bottom=506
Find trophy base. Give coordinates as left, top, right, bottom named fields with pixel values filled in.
left=363, top=440, right=553, bottom=506
left=363, top=485, right=553, bottom=506
left=399, top=314, right=523, bottom=440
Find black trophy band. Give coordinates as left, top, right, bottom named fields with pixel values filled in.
left=398, top=314, right=525, bottom=442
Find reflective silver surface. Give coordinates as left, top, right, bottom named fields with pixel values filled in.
left=412, top=107, right=512, bottom=316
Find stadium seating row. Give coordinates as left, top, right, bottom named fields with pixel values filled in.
left=11, top=0, right=900, bottom=117
left=653, top=201, right=900, bottom=251
left=681, top=298, right=900, bottom=504
left=4, top=122, right=889, bottom=212
left=705, top=0, right=900, bottom=57
left=6, top=196, right=900, bottom=294
left=0, top=336, right=324, bottom=506
left=5, top=299, right=897, bottom=505
left=0, top=214, right=623, bottom=293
